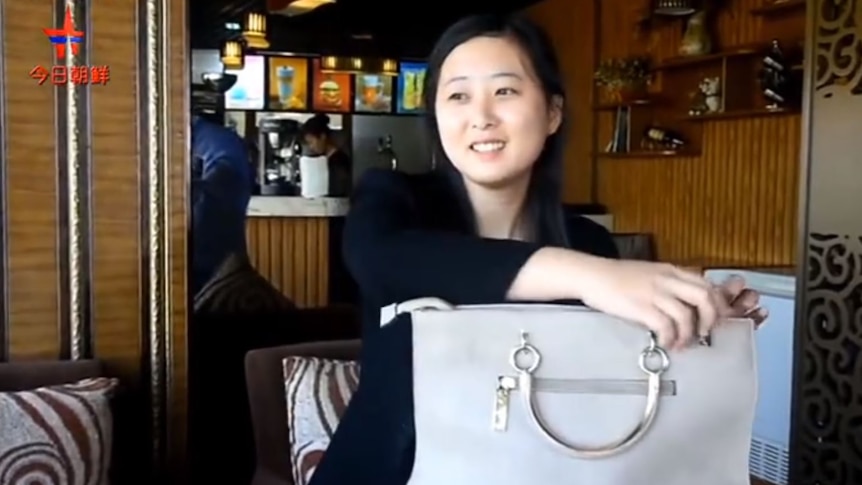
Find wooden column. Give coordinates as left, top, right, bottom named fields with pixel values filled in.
left=0, top=0, right=189, bottom=481
left=790, top=0, right=862, bottom=482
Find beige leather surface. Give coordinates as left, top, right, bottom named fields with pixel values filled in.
left=382, top=301, right=757, bottom=485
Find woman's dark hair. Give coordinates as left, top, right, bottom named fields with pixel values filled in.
left=423, top=14, right=570, bottom=247
left=300, top=113, right=332, bottom=137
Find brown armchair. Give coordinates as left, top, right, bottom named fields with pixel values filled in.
left=189, top=254, right=361, bottom=484
left=612, top=233, right=657, bottom=261
left=245, top=339, right=361, bottom=485
left=0, top=359, right=103, bottom=391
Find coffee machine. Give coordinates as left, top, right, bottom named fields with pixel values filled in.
left=258, top=118, right=303, bottom=195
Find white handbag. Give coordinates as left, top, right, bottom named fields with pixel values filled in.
left=381, top=298, right=757, bottom=485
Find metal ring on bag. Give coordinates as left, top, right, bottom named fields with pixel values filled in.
left=509, top=331, right=541, bottom=373
left=638, top=333, right=670, bottom=375
left=516, top=331, right=670, bottom=459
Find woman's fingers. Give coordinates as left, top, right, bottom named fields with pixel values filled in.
left=659, top=274, right=722, bottom=342
left=652, top=290, right=696, bottom=349
left=642, top=305, right=678, bottom=349
left=750, top=307, right=769, bottom=327
left=720, top=275, right=747, bottom=303
left=731, top=288, right=761, bottom=316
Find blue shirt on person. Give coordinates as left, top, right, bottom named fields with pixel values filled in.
left=190, top=115, right=254, bottom=295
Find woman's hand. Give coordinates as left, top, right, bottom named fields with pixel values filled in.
left=717, top=275, right=769, bottom=326
left=575, top=258, right=732, bottom=350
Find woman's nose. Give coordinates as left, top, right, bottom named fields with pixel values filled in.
left=469, top=97, right=498, bottom=130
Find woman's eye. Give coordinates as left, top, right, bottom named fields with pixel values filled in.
left=496, top=87, right=518, bottom=96
left=447, top=92, right=467, bottom=101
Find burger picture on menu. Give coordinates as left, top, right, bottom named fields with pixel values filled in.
left=311, top=59, right=351, bottom=112
left=318, top=79, right=342, bottom=108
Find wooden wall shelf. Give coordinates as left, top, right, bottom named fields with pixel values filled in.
left=750, top=0, right=805, bottom=16
left=682, top=107, right=799, bottom=121
left=594, top=150, right=698, bottom=159
left=593, top=4, right=804, bottom=166
left=655, top=45, right=762, bottom=70
left=594, top=99, right=652, bottom=111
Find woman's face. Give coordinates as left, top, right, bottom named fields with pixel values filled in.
left=304, top=134, right=326, bottom=156
left=434, top=35, right=561, bottom=189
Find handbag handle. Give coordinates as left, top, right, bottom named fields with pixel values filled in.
left=510, top=331, right=670, bottom=459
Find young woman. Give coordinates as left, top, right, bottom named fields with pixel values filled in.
left=308, top=14, right=767, bottom=485
left=300, top=113, right=353, bottom=196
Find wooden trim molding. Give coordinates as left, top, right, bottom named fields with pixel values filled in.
left=0, top=0, right=9, bottom=361
left=139, top=0, right=188, bottom=478
left=55, top=0, right=94, bottom=361
left=140, top=0, right=170, bottom=474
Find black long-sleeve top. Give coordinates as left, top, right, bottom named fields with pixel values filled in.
left=308, top=169, right=619, bottom=485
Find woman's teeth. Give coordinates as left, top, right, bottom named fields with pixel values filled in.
left=470, top=141, right=505, bottom=153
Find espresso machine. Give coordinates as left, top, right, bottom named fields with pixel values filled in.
left=258, top=118, right=303, bottom=195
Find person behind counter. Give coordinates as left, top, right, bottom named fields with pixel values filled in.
left=301, top=113, right=353, bottom=197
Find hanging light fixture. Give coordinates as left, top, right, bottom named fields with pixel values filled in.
left=321, top=56, right=338, bottom=70
left=654, top=0, right=696, bottom=15
left=242, top=12, right=270, bottom=50
left=221, top=40, right=245, bottom=70
left=319, top=56, right=398, bottom=76
left=267, top=0, right=337, bottom=17
left=381, top=59, right=398, bottom=76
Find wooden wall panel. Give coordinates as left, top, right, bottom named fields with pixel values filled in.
left=88, top=0, right=152, bottom=480
left=598, top=115, right=800, bottom=264
left=91, top=0, right=142, bottom=391
left=246, top=217, right=330, bottom=308
left=3, top=0, right=61, bottom=360
left=593, top=0, right=802, bottom=265
left=0, top=0, right=189, bottom=481
left=525, top=0, right=597, bottom=203
left=167, top=0, right=190, bottom=473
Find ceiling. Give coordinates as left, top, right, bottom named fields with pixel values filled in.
left=189, top=0, right=545, bottom=58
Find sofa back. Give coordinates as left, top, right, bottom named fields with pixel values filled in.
left=0, top=359, right=103, bottom=391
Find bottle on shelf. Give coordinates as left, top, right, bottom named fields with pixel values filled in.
left=377, top=134, right=399, bottom=170
left=641, top=126, right=686, bottom=151
left=759, top=39, right=792, bottom=110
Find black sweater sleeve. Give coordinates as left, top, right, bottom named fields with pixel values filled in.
left=342, top=169, right=542, bottom=305
left=566, top=215, right=620, bottom=260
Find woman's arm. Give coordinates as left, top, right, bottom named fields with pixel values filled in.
left=507, top=218, right=619, bottom=301
left=345, top=170, right=733, bottom=348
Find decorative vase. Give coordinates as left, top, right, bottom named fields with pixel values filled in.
left=679, top=10, right=712, bottom=56
left=619, top=81, right=648, bottom=102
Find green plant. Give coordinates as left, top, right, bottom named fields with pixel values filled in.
left=593, top=56, right=653, bottom=89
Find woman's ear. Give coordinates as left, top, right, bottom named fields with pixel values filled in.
left=547, top=95, right=563, bottom=135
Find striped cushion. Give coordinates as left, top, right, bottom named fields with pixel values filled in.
left=0, top=377, right=117, bottom=485
left=283, top=357, right=359, bottom=485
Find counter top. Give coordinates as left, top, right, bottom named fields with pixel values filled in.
left=247, top=196, right=350, bottom=218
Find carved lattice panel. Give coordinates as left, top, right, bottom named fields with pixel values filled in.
left=793, top=234, right=862, bottom=484
left=814, top=0, right=862, bottom=96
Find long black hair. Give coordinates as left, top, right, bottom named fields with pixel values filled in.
left=423, top=14, right=570, bottom=247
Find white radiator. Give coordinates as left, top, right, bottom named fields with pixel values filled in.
left=706, top=269, right=796, bottom=485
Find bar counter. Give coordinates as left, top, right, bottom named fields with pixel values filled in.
left=245, top=196, right=350, bottom=308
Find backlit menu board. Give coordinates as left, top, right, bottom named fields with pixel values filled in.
left=311, top=59, right=352, bottom=113
left=266, top=56, right=310, bottom=111
left=396, top=62, right=427, bottom=114
left=354, top=73, right=394, bottom=113
left=224, top=55, right=265, bottom=110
